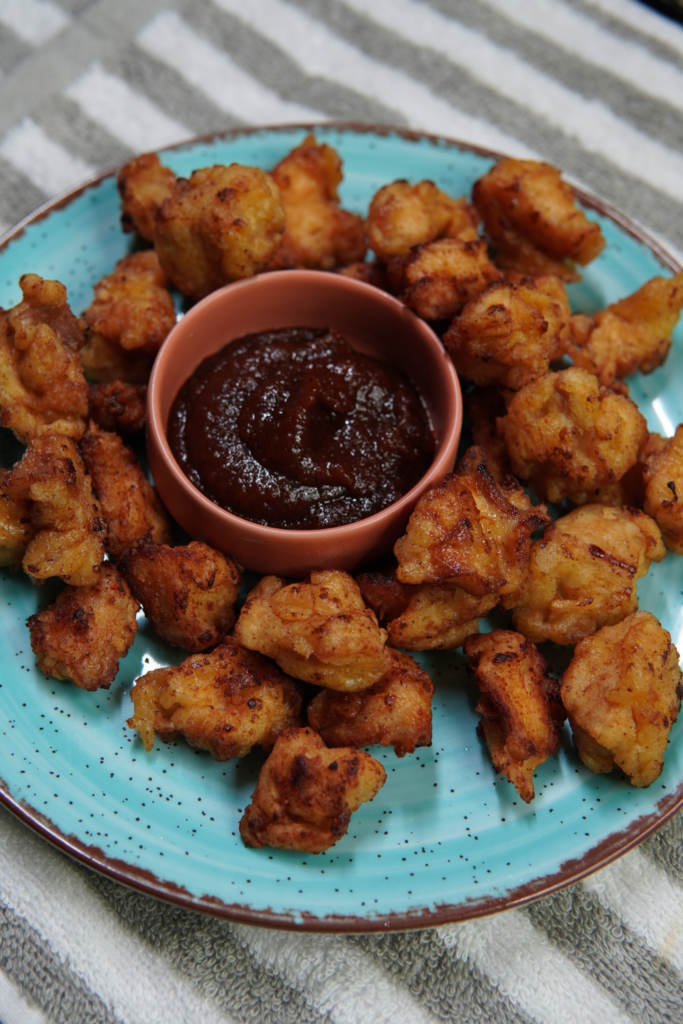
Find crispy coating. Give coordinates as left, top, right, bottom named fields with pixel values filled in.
left=28, top=563, right=139, bottom=691
left=308, top=647, right=433, bottom=756
left=0, top=470, right=35, bottom=568
left=118, top=538, right=241, bottom=652
left=498, top=367, right=648, bottom=503
left=0, top=274, right=88, bottom=442
left=6, top=434, right=107, bottom=586
left=464, top=630, right=565, bottom=802
left=154, top=164, right=285, bottom=300
left=117, top=152, right=177, bottom=242
left=234, top=571, right=392, bottom=692
left=444, top=275, right=571, bottom=390
left=88, top=381, right=147, bottom=437
left=458, top=388, right=512, bottom=483
left=511, top=504, right=665, bottom=645
left=239, top=726, right=386, bottom=852
left=568, top=273, right=683, bottom=386
left=561, top=611, right=682, bottom=787
left=472, top=158, right=605, bottom=278
left=643, top=423, right=683, bottom=553
left=127, top=638, right=302, bottom=758
left=394, top=468, right=550, bottom=604
left=389, top=238, right=501, bottom=321
left=356, top=564, right=497, bottom=651
left=269, top=134, right=366, bottom=270
left=80, top=422, right=171, bottom=558
left=337, top=260, right=389, bottom=290
left=366, top=179, right=479, bottom=261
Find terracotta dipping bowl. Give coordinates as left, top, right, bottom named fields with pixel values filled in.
left=147, top=269, right=462, bottom=577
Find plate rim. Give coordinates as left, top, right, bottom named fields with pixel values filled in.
left=1, top=120, right=682, bottom=933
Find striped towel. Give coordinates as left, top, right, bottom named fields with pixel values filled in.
left=1, top=1, right=683, bottom=1022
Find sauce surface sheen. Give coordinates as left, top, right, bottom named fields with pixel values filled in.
left=168, top=327, right=435, bottom=530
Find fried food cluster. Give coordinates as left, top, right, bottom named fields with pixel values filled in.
left=568, top=272, right=683, bottom=387
left=81, top=423, right=170, bottom=558
left=388, top=237, right=501, bottom=321
left=154, top=164, right=285, bottom=300
left=366, top=179, right=478, bottom=261
left=459, top=387, right=511, bottom=483
left=498, top=366, right=648, bottom=503
left=472, top=157, right=605, bottom=278
left=0, top=471, right=34, bottom=569
left=269, top=134, right=366, bottom=270
left=118, top=538, right=241, bottom=652
left=127, top=638, right=302, bottom=758
left=643, top=424, right=683, bottom=553
left=444, top=275, right=571, bottom=390
left=87, top=381, right=147, bottom=437
left=308, top=647, right=433, bottom=756
left=234, top=571, right=391, bottom=692
left=561, top=611, right=682, bottom=787
left=464, top=630, right=565, bottom=802
left=239, top=726, right=386, bottom=852
left=28, top=563, right=139, bottom=690
left=0, top=274, right=88, bottom=442
left=118, top=152, right=177, bottom=242
left=80, top=251, right=176, bottom=384
left=5, top=434, right=107, bottom=586
left=511, top=504, right=665, bottom=644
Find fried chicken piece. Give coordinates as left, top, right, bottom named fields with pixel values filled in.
left=80, top=251, right=176, bottom=383
left=269, top=134, right=366, bottom=270
left=127, top=638, right=302, bottom=758
left=498, top=367, right=648, bottom=503
left=308, top=647, right=433, bottom=756
left=394, top=467, right=550, bottom=606
left=472, top=158, right=605, bottom=278
left=389, top=238, right=501, bottom=321
left=337, top=260, right=389, bottom=290
left=80, top=423, right=171, bottom=558
left=511, top=504, right=665, bottom=645
left=458, top=387, right=512, bottom=483
left=239, top=726, right=386, bottom=852
left=561, top=611, right=682, bottom=787
left=234, top=571, right=391, bottom=692
left=444, top=275, right=571, bottom=390
left=0, top=274, right=88, bottom=442
left=28, top=563, right=139, bottom=690
left=117, top=538, right=241, bottom=652
left=6, top=434, right=106, bottom=586
left=642, top=423, right=683, bottom=553
left=154, top=164, right=285, bottom=300
left=568, top=272, right=683, bottom=387
left=0, top=470, right=35, bottom=568
left=366, top=179, right=479, bottom=262
left=356, top=563, right=497, bottom=651
left=117, top=152, right=177, bottom=242
left=87, top=381, right=147, bottom=437
left=464, top=629, right=565, bottom=802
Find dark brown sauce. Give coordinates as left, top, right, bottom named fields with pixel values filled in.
left=168, top=327, right=435, bottom=529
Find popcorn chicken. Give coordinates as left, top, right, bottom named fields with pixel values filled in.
left=234, top=571, right=391, bottom=692
left=394, top=467, right=550, bottom=605
left=117, top=152, right=177, bottom=242
left=568, top=272, right=683, bottom=387
left=457, top=387, right=512, bottom=484
left=154, top=164, right=285, bottom=299
left=337, top=260, right=390, bottom=290
left=561, top=611, right=682, bottom=787
left=6, top=434, right=107, bottom=586
left=498, top=367, right=648, bottom=503
left=118, top=538, right=241, bottom=652
left=308, top=647, right=433, bottom=756
left=0, top=470, right=35, bottom=568
left=366, top=179, right=479, bottom=262
left=464, top=629, right=565, bottom=802
left=269, top=134, right=366, bottom=270
left=444, top=275, right=571, bottom=390
left=389, top=238, right=501, bottom=321
left=28, top=563, right=139, bottom=691
left=473, top=158, right=605, bottom=278
left=0, top=274, right=88, bottom=442
left=87, top=381, right=147, bottom=437
left=511, top=504, right=665, bottom=645
left=643, top=423, right=683, bottom=553
left=81, top=423, right=171, bottom=558
left=128, top=638, right=301, bottom=757
left=80, top=251, right=176, bottom=383
left=239, top=726, right=386, bottom=852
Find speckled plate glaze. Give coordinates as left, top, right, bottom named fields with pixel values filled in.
left=1, top=125, right=682, bottom=933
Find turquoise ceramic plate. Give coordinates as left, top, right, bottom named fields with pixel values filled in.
left=1, top=125, right=682, bottom=932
